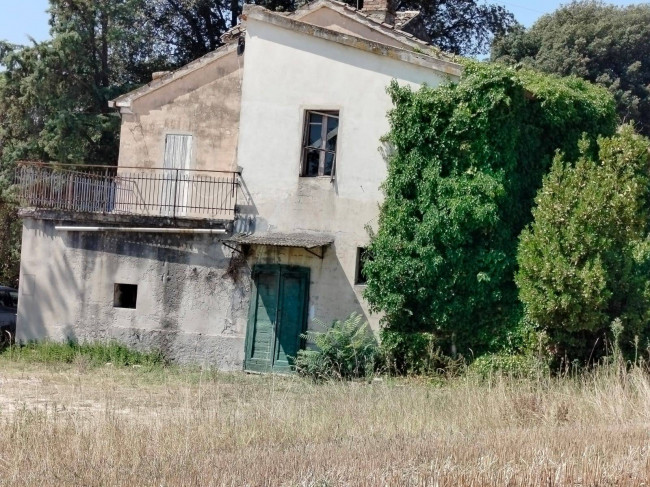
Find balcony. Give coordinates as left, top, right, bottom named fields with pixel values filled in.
left=15, top=162, right=239, bottom=221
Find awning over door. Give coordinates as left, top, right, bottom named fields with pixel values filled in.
left=225, top=232, right=334, bottom=258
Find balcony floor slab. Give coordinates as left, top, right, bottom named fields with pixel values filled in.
left=18, top=208, right=233, bottom=230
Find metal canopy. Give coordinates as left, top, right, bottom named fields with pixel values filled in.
left=226, top=232, right=334, bottom=258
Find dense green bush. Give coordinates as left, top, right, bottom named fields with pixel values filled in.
left=0, top=198, right=20, bottom=288
left=517, top=127, right=650, bottom=361
left=364, top=61, right=617, bottom=358
left=469, top=352, right=549, bottom=380
left=379, top=329, right=442, bottom=375
left=294, top=314, right=378, bottom=381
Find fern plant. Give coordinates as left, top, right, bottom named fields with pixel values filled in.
left=294, top=313, right=378, bottom=381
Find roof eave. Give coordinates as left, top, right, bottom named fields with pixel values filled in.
left=108, top=40, right=240, bottom=110
left=242, top=5, right=462, bottom=78
left=289, top=0, right=432, bottom=51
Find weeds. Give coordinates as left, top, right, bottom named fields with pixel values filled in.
left=295, top=313, right=378, bottom=381
left=0, top=340, right=166, bottom=368
left=2, top=336, right=650, bottom=485
left=0, top=359, right=649, bottom=485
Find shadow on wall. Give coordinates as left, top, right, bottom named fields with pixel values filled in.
left=249, top=242, right=369, bottom=333
left=233, top=173, right=258, bottom=234
left=17, top=218, right=237, bottom=353
left=311, top=243, right=369, bottom=332
left=64, top=230, right=227, bottom=266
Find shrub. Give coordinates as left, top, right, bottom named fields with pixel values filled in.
left=294, top=313, right=378, bottom=381
left=469, top=353, right=549, bottom=380
left=379, top=329, right=443, bottom=376
left=516, top=126, right=650, bottom=361
left=0, top=197, right=20, bottom=288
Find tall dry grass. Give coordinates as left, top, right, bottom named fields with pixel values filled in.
left=0, top=360, right=649, bottom=486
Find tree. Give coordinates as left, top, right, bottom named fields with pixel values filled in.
left=146, top=0, right=517, bottom=65
left=0, top=0, right=169, bottom=166
left=492, top=1, right=650, bottom=135
left=0, top=0, right=176, bottom=284
left=395, top=0, right=517, bottom=56
left=363, top=62, right=617, bottom=357
left=516, top=127, right=650, bottom=361
left=143, top=0, right=233, bottom=66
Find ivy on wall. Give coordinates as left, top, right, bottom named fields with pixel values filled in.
left=363, top=61, right=617, bottom=357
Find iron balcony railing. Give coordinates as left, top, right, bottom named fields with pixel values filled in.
left=15, top=162, right=239, bottom=220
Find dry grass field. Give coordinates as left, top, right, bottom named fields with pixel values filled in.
left=0, top=356, right=650, bottom=486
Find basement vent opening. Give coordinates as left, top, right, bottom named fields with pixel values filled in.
left=114, top=283, right=138, bottom=309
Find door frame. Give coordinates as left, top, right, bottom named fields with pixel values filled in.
left=244, top=264, right=310, bottom=373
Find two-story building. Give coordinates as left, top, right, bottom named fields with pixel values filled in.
left=14, top=0, right=461, bottom=371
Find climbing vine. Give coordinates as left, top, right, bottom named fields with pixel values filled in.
left=363, top=61, right=617, bottom=357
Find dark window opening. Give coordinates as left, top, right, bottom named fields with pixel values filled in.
left=0, top=291, right=16, bottom=310
left=114, top=284, right=138, bottom=309
left=301, top=110, right=339, bottom=177
left=355, top=247, right=369, bottom=285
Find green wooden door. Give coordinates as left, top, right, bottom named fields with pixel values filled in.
left=245, top=265, right=309, bottom=373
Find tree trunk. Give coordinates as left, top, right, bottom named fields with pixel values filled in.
left=100, top=6, right=109, bottom=91
left=230, top=0, right=239, bottom=27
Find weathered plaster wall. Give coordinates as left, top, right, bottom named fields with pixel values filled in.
left=118, top=50, right=243, bottom=172
left=16, top=218, right=363, bottom=366
left=236, top=18, right=456, bottom=330
left=17, top=218, right=248, bottom=368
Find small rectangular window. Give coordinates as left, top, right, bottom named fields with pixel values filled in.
left=114, top=284, right=138, bottom=309
left=301, top=110, right=339, bottom=177
left=355, top=247, right=368, bottom=285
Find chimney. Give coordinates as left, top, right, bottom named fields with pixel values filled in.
left=361, top=0, right=396, bottom=25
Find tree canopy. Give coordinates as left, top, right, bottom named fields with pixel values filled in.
left=394, top=0, right=517, bottom=56
left=145, top=0, right=518, bottom=64
left=0, top=0, right=167, bottom=166
left=492, top=1, right=650, bottom=135
left=517, top=127, right=650, bottom=361
left=363, top=62, right=617, bottom=357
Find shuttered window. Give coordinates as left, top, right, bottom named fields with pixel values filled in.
left=162, top=134, right=192, bottom=216
left=164, top=134, right=192, bottom=171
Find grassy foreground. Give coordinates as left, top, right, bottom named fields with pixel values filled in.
left=0, top=352, right=649, bottom=486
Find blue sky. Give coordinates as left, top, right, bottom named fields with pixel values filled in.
left=0, top=0, right=50, bottom=45
left=0, top=0, right=646, bottom=45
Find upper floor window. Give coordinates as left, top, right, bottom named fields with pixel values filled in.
left=301, top=110, right=339, bottom=177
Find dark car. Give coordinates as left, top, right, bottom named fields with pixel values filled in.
left=0, top=286, right=18, bottom=342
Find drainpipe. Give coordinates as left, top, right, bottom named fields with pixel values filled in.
left=54, top=226, right=227, bottom=234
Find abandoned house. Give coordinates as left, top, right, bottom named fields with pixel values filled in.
left=14, top=0, right=462, bottom=371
